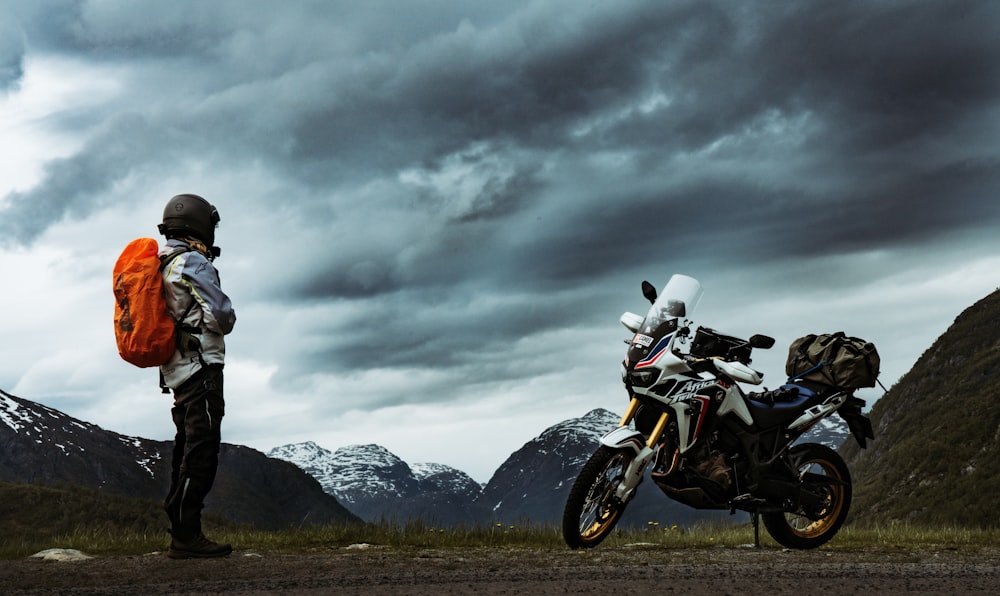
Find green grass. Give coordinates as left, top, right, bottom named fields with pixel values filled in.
left=4, top=482, right=999, bottom=559
left=6, top=519, right=999, bottom=560
left=834, top=522, right=1000, bottom=549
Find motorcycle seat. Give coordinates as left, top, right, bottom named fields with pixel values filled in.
left=746, top=382, right=828, bottom=428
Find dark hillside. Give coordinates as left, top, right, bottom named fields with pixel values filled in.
left=0, top=390, right=360, bottom=531
left=0, top=482, right=234, bottom=549
left=842, top=288, right=1000, bottom=526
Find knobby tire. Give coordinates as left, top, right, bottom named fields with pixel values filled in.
left=762, top=443, right=852, bottom=549
left=562, top=445, right=633, bottom=549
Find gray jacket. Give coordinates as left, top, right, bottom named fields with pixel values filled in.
left=158, top=239, right=236, bottom=389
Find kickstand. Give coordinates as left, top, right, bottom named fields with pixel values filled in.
left=751, top=511, right=761, bottom=548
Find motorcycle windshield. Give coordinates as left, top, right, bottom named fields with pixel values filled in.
left=626, top=275, right=703, bottom=374
left=640, top=274, right=703, bottom=334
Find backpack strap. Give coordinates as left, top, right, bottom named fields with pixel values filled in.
left=158, top=246, right=193, bottom=271
left=158, top=247, right=200, bottom=332
left=157, top=247, right=203, bottom=393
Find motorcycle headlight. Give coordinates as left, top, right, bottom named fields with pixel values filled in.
left=628, top=369, right=658, bottom=387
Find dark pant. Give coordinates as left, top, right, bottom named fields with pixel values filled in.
left=164, top=364, right=225, bottom=540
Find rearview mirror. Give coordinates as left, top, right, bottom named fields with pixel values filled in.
left=749, top=334, right=775, bottom=349
left=641, top=280, right=657, bottom=304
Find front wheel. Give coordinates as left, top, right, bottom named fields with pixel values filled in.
left=762, top=443, right=852, bottom=549
left=562, top=446, right=634, bottom=549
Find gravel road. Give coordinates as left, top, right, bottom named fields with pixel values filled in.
left=3, top=544, right=998, bottom=595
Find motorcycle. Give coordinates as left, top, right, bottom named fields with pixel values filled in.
left=562, top=274, right=874, bottom=549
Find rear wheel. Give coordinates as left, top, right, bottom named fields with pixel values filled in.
left=562, top=446, right=634, bottom=549
left=762, top=443, right=852, bottom=549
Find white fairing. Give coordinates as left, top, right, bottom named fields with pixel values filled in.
left=716, top=389, right=755, bottom=426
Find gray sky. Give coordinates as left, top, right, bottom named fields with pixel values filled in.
left=2, top=0, right=999, bottom=482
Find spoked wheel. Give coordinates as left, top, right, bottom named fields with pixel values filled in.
left=762, top=443, right=852, bottom=549
left=562, top=446, right=634, bottom=549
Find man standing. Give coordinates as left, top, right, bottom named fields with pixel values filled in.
left=157, top=194, right=237, bottom=559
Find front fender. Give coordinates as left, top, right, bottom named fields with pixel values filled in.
left=599, top=426, right=656, bottom=503
left=599, top=427, right=646, bottom=455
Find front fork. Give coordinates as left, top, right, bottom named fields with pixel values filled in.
left=604, top=397, right=671, bottom=503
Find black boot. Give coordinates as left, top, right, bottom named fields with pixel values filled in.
left=167, top=530, right=233, bottom=559
left=166, top=508, right=231, bottom=559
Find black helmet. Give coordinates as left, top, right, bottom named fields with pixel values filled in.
left=157, top=193, right=220, bottom=249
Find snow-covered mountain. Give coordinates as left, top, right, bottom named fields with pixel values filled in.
left=1, top=389, right=168, bottom=496
left=267, top=411, right=624, bottom=525
left=269, top=442, right=417, bottom=505
left=411, top=462, right=483, bottom=500
left=267, top=441, right=482, bottom=524
left=0, top=389, right=358, bottom=529
left=477, top=408, right=620, bottom=522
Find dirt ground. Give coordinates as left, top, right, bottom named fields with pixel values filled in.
left=2, top=544, right=998, bottom=595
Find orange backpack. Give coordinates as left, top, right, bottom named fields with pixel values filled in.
left=113, top=238, right=190, bottom=368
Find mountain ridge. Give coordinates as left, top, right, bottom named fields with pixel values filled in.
left=0, top=389, right=360, bottom=530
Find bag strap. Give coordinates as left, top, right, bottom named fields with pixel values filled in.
left=817, top=331, right=846, bottom=348
left=158, top=247, right=200, bottom=328
left=157, top=247, right=202, bottom=394
left=789, top=359, right=829, bottom=382
left=788, top=333, right=816, bottom=373
left=158, top=247, right=193, bottom=272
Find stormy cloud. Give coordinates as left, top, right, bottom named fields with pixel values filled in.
left=2, top=0, right=999, bottom=480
